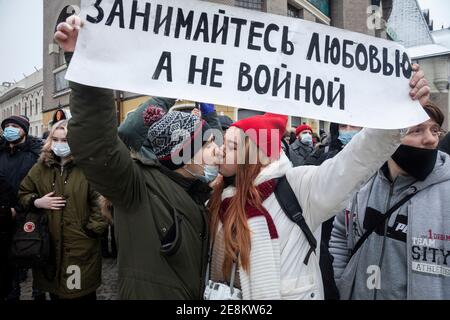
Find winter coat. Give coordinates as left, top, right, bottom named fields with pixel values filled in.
left=330, top=153, right=450, bottom=300
left=211, top=127, right=402, bottom=300
left=65, top=79, right=211, bottom=299
left=0, top=174, right=15, bottom=299
left=289, top=139, right=314, bottom=167
left=303, top=123, right=344, bottom=300
left=0, top=136, right=42, bottom=208
left=18, top=150, right=108, bottom=299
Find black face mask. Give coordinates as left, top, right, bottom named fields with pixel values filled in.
left=391, top=145, right=438, bottom=181
left=223, top=175, right=236, bottom=187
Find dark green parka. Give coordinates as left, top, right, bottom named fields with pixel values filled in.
left=18, top=150, right=107, bottom=299
left=66, top=79, right=212, bottom=299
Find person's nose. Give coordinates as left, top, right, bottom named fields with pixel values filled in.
left=422, top=129, right=439, bottom=149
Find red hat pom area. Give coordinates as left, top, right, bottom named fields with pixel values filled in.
left=143, top=106, right=166, bottom=127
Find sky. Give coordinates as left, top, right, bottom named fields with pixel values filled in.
left=417, top=0, right=450, bottom=30
left=0, top=0, right=448, bottom=85
left=0, top=0, right=43, bottom=84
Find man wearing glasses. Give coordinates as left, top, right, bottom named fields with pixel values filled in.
left=329, top=102, right=450, bottom=300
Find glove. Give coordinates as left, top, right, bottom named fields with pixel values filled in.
left=199, top=103, right=215, bottom=115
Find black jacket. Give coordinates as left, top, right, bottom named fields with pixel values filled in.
left=304, top=123, right=343, bottom=166
left=0, top=136, right=42, bottom=209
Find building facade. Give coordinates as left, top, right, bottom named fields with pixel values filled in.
left=0, top=69, right=44, bottom=137
left=43, top=0, right=81, bottom=130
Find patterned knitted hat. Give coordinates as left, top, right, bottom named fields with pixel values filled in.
left=143, top=106, right=211, bottom=169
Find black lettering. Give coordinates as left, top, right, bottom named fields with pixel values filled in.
left=342, top=40, right=355, bottom=68
left=412, top=246, right=421, bottom=260
left=188, top=55, right=209, bottom=85
left=129, top=0, right=151, bottom=31
left=154, top=5, right=173, bottom=36
left=210, top=59, right=224, bottom=88
left=369, top=46, right=381, bottom=73
left=264, top=24, right=279, bottom=53
left=281, top=26, right=294, bottom=55
left=248, top=21, right=264, bottom=51
left=105, top=0, right=125, bottom=29
left=212, top=12, right=229, bottom=45
left=86, top=0, right=104, bottom=24
left=193, top=12, right=209, bottom=42
left=230, top=18, right=247, bottom=47
left=355, top=44, right=368, bottom=71
left=175, top=8, right=194, bottom=40
left=307, top=33, right=321, bottom=62
left=312, top=79, right=325, bottom=105
left=254, top=65, right=271, bottom=94
left=294, top=75, right=311, bottom=102
left=152, top=51, right=172, bottom=82
left=238, top=63, right=252, bottom=91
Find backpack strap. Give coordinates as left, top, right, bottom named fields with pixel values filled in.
left=350, top=190, right=418, bottom=258
left=275, top=176, right=317, bottom=265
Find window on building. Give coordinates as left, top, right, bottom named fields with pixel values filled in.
left=35, top=126, right=38, bottom=136
left=288, top=4, right=301, bottom=18
left=237, top=109, right=265, bottom=120
left=30, top=100, right=33, bottom=117
left=235, top=0, right=264, bottom=11
left=55, top=69, right=69, bottom=93
left=35, top=98, right=38, bottom=115
left=307, top=0, right=330, bottom=17
left=24, top=103, right=27, bottom=117
left=30, top=127, right=33, bottom=135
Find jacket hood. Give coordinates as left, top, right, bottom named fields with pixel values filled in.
left=414, top=151, right=450, bottom=191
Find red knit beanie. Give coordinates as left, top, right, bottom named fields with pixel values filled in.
left=231, top=113, right=288, bottom=160
left=295, top=124, right=313, bottom=137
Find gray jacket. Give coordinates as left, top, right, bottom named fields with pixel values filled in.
left=289, top=139, right=314, bottom=167
left=330, top=151, right=450, bottom=300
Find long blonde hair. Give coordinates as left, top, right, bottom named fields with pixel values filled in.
left=208, top=132, right=270, bottom=279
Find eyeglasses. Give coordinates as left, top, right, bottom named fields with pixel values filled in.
left=406, top=125, right=446, bottom=138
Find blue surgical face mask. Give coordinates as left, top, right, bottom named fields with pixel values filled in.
left=301, top=133, right=313, bottom=146
left=185, top=165, right=219, bottom=183
left=199, top=165, right=219, bottom=183
left=52, top=142, right=71, bottom=158
left=3, top=127, right=22, bottom=142
left=338, top=131, right=359, bottom=146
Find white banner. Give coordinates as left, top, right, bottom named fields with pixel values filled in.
left=65, top=0, right=429, bottom=129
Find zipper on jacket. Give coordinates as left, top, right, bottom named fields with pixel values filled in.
left=373, top=183, right=394, bottom=300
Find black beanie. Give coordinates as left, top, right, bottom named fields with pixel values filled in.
left=1, top=115, right=30, bottom=135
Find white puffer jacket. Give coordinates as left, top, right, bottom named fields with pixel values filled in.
left=213, top=128, right=401, bottom=300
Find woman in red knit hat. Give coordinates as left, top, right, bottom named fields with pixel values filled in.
left=205, top=65, right=431, bottom=300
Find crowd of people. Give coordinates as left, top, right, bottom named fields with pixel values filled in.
left=0, top=14, right=449, bottom=301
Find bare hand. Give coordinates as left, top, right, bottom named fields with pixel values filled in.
left=34, top=192, right=67, bottom=211
left=409, top=64, right=430, bottom=107
left=209, top=174, right=223, bottom=189
left=54, top=15, right=83, bottom=53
